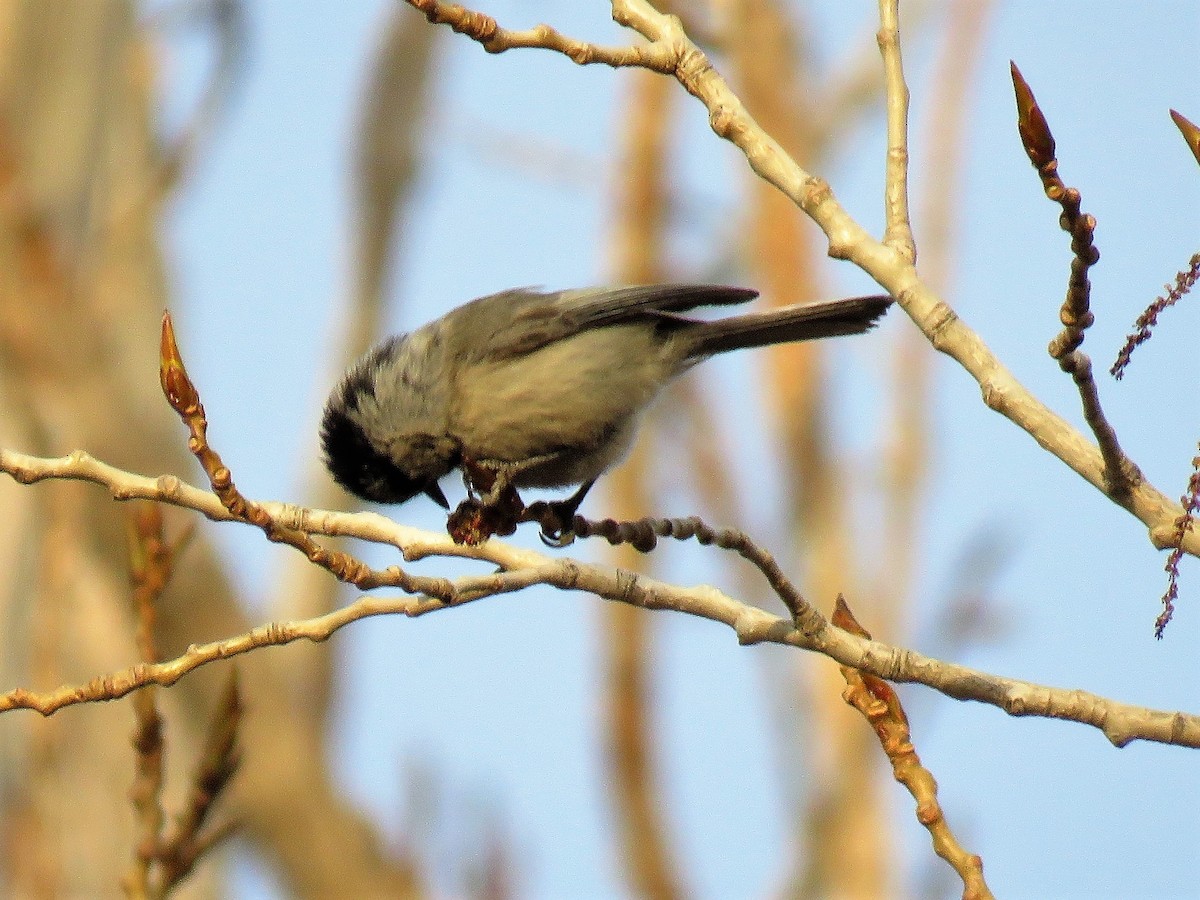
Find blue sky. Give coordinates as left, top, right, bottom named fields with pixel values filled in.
left=158, top=2, right=1200, bottom=897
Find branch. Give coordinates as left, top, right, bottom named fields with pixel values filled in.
left=0, top=448, right=1197, bottom=749
left=1010, top=62, right=1136, bottom=501
left=407, top=0, right=676, bottom=71
left=122, top=506, right=173, bottom=900
left=877, top=0, right=992, bottom=624
left=572, top=514, right=811, bottom=623
left=877, top=0, right=915, bottom=258
left=834, top=599, right=993, bottom=900
left=120, top=502, right=235, bottom=899
left=400, top=0, right=1200, bottom=565
left=155, top=670, right=241, bottom=893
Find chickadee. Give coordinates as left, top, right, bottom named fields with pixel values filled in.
left=321, top=284, right=891, bottom=529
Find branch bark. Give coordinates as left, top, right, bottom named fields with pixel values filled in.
left=2, top=449, right=1196, bottom=752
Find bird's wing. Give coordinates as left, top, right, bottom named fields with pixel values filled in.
left=479, top=284, right=758, bottom=359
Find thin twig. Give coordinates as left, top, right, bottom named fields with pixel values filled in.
left=879, top=0, right=992, bottom=629
left=159, top=312, right=397, bottom=589
left=155, top=670, right=241, bottom=893
left=1010, top=62, right=1137, bottom=501
left=833, top=598, right=993, bottom=900
left=2, top=447, right=1199, bottom=748
left=877, top=0, right=915, bottom=260
left=400, top=0, right=1200, bottom=569
left=573, top=513, right=814, bottom=625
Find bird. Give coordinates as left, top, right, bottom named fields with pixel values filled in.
left=321, top=283, right=891, bottom=539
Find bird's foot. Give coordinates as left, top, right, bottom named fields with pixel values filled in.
left=447, top=484, right=525, bottom=545
left=452, top=461, right=593, bottom=548
left=523, top=480, right=594, bottom=547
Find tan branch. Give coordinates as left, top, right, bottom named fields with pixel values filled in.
left=877, top=0, right=915, bottom=259
left=401, top=0, right=1200, bottom=564
left=834, top=599, right=993, bottom=900
left=407, top=0, right=676, bottom=70
left=155, top=670, right=241, bottom=893
left=1, top=448, right=1197, bottom=750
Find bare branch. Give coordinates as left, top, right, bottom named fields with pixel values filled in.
left=834, top=599, right=993, bottom=900
left=155, top=669, right=241, bottom=893
left=0, top=448, right=1197, bottom=750
left=572, top=513, right=811, bottom=623
left=877, top=0, right=915, bottom=259
left=402, top=0, right=1200, bottom=567
left=159, top=312, right=401, bottom=589
left=407, top=0, right=676, bottom=71
left=1010, top=62, right=1136, bottom=501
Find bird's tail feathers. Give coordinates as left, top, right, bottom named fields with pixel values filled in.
left=687, top=294, right=892, bottom=357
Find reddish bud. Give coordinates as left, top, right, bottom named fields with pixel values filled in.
left=1170, top=109, right=1200, bottom=167
left=159, top=311, right=200, bottom=414
left=1010, top=61, right=1056, bottom=168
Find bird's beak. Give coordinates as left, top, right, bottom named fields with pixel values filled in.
left=424, top=480, right=450, bottom=509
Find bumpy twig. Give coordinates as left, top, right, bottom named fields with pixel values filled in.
left=1010, top=62, right=1137, bottom=501
left=121, top=503, right=236, bottom=900
left=1, top=445, right=1199, bottom=748
left=833, top=598, right=993, bottom=900
left=571, top=513, right=813, bottom=624
left=401, top=0, right=1200, bottom=572
left=160, top=312, right=397, bottom=589
left=1111, top=251, right=1200, bottom=380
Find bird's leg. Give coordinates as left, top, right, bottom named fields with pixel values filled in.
left=449, top=455, right=563, bottom=546
left=528, top=479, right=595, bottom=547
left=455, top=457, right=593, bottom=547
left=449, top=460, right=527, bottom=545
left=464, top=454, right=560, bottom=506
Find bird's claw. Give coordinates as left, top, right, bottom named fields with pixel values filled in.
left=452, top=462, right=590, bottom=547
left=536, top=508, right=577, bottom=547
